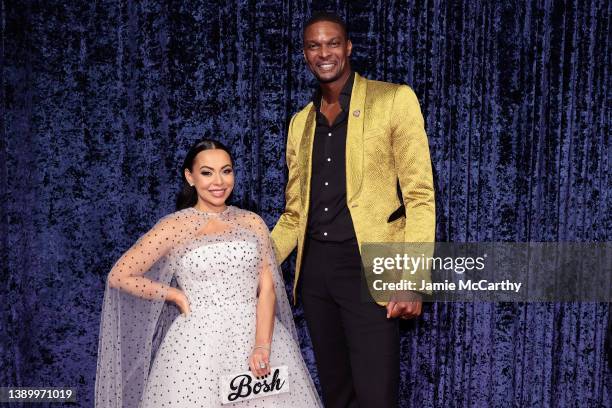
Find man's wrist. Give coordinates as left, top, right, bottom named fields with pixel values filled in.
left=392, top=290, right=422, bottom=303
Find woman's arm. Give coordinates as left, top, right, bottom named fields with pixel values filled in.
left=249, top=215, right=277, bottom=378
left=107, top=215, right=190, bottom=314
left=250, top=262, right=276, bottom=378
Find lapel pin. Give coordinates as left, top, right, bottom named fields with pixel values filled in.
left=353, top=110, right=361, bottom=117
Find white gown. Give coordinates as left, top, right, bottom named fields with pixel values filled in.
left=95, top=206, right=322, bottom=408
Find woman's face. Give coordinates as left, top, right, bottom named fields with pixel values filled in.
left=184, top=149, right=234, bottom=211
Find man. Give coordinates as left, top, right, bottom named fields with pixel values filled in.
left=271, top=11, right=435, bottom=408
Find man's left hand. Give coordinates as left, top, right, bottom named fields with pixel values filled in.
left=386, top=293, right=423, bottom=319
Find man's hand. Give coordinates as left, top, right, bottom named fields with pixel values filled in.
left=386, top=292, right=423, bottom=319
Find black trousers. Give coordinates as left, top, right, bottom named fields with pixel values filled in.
left=300, top=237, right=400, bottom=408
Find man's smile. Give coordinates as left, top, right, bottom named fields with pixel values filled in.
left=317, top=62, right=336, bottom=71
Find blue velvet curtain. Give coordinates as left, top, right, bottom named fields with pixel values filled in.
left=2, top=1, right=610, bottom=407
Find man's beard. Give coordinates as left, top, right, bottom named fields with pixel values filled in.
left=315, top=73, right=342, bottom=83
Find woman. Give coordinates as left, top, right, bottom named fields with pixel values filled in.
left=95, top=139, right=321, bottom=407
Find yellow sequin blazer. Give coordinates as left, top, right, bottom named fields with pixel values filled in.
left=271, top=73, right=435, bottom=305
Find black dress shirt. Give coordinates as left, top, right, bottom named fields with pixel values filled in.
left=307, top=71, right=357, bottom=242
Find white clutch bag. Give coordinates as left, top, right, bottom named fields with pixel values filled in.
left=219, top=365, right=290, bottom=404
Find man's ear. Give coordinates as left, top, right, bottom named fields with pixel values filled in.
left=346, top=39, right=352, bottom=57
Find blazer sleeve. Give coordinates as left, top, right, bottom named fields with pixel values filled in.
left=390, top=85, right=436, bottom=294
left=390, top=85, right=436, bottom=243
left=270, top=114, right=301, bottom=264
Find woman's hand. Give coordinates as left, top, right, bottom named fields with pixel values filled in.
left=249, top=345, right=271, bottom=379
left=166, top=287, right=191, bottom=315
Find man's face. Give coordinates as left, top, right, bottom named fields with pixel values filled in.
left=303, top=21, right=352, bottom=84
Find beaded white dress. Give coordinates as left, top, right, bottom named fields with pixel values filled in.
left=95, top=206, right=321, bottom=408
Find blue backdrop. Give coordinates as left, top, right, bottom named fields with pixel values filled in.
left=2, top=1, right=610, bottom=407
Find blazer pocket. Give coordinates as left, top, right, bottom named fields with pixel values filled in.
left=387, top=205, right=406, bottom=223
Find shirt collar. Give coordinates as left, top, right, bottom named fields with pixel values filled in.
left=312, top=71, right=355, bottom=111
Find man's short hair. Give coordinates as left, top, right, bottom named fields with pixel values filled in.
left=303, top=11, right=349, bottom=40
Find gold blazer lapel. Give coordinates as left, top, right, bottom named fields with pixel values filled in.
left=346, top=73, right=367, bottom=202
left=298, top=106, right=317, bottom=205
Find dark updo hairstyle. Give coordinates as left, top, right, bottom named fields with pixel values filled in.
left=175, top=138, right=234, bottom=211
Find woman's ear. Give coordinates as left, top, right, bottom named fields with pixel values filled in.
left=184, top=169, right=194, bottom=187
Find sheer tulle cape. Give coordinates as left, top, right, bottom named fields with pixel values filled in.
left=94, top=206, right=317, bottom=407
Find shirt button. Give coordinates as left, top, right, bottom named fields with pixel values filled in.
left=328, top=132, right=332, bottom=137
left=323, top=232, right=328, bottom=236
left=324, top=207, right=328, bottom=212
left=324, top=182, right=329, bottom=186
left=327, top=157, right=331, bottom=162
